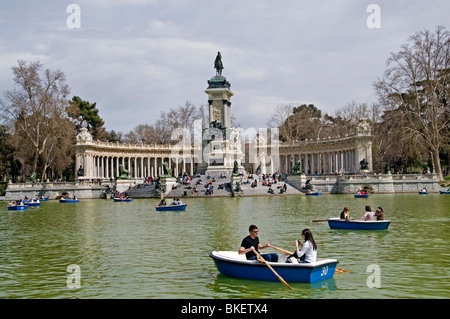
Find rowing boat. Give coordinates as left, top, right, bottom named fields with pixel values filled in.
left=59, top=199, right=79, bottom=203
left=155, top=204, right=187, bottom=211
left=24, top=201, right=41, bottom=207
left=327, top=218, right=390, bottom=230
left=210, top=251, right=338, bottom=283
left=439, top=191, right=450, bottom=194
left=113, top=198, right=133, bottom=202
left=419, top=191, right=429, bottom=195
left=7, top=205, right=28, bottom=211
left=354, top=194, right=369, bottom=198
left=305, top=192, right=321, bottom=196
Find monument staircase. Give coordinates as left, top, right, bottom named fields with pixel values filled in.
left=124, top=183, right=157, bottom=198
left=166, top=173, right=233, bottom=198
left=122, top=172, right=303, bottom=198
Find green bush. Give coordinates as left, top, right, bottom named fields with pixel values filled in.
left=0, top=182, right=7, bottom=196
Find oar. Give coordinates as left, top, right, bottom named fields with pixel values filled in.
left=251, top=248, right=293, bottom=290
left=312, top=219, right=329, bottom=222
left=270, top=245, right=350, bottom=273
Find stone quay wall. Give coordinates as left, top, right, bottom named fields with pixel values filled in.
left=4, top=173, right=439, bottom=200
left=287, top=173, right=439, bottom=194
left=4, top=181, right=113, bottom=200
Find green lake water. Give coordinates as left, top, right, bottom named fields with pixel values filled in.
left=0, top=194, right=449, bottom=299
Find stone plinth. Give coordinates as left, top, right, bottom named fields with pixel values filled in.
left=161, top=177, right=177, bottom=196
left=231, top=176, right=244, bottom=197
left=115, top=179, right=134, bottom=193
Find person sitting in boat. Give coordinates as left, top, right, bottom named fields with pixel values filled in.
left=8, top=201, right=16, bottom=207
left=73, top=196, right=78, bottom=200
left=171, top=198, right=183, bottom=205
left=287, top=229, right=317, bottom=263
left=362, top=205, right=375, bottom=221
left=158, top=199, right=167, bottom=206
left=239, top=225, right=278, bottom=262
left=421, top=187, right=427, bottom=192
left=340, top=206, right=350, bottom=221
left=375, top=206, right=384, bottom=220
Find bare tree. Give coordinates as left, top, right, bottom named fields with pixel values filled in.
left=266, top=104, right=295, bottom=141
left=374, top=26, right=450, bottom=180
left=0, top=60, right=72, bottom=178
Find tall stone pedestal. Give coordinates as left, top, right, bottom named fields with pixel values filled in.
left=115, top=179, right=134, bottom=193
left=231, top=175, right=244, bottom=197
left=161, top=177, right=177, bottom=196
left=286, top=174, right=307, bottom=192
left=154, top=177, right=177, bottom=198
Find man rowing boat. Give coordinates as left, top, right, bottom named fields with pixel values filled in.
left=239, top=225, right=278, bottom=262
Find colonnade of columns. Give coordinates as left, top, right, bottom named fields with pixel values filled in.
left=75, top=154, right=196, bottom=180
left=279, top=149, right=359, bottom=175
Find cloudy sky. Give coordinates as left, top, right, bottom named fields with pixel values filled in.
left=1, top=0, right=449, bottom=133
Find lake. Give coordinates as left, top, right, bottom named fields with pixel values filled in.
left=0, top=193, right=449, bottom=299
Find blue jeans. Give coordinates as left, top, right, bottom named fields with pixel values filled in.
left=249, top=253, right=279, bottom=262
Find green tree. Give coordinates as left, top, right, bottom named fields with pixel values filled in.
left=0, top=125, right=15, bottom=180
left=66, top=96, right=105, bottom=139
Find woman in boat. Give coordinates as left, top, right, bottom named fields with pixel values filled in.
left=362, top=205, right=375, bottom=221
left=288, top=229, right=317, bottom=263
left=340, top=206, right=350, bottom=220
left=375, top=207, right=384, bottom=220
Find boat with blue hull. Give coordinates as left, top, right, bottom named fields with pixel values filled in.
left=59, top=199, right=79, bottom=203
left=24, top=201, right=41, bottom=207
left=7, top=205, right=28, bottom=211
left=155, top=204, right=187, bottom=211
left=210, top=251, right=338, bottom=284
left=305, top=192, right=321, bottom=196
left=439, top=191, right=450, bottom=194
left=327, top=218, right=390, bottom=230
left=419, top=191, right=429, bottom=195
left=113, top=198, right=133, bottom=202
left=354, top=194, right=369, bottom=198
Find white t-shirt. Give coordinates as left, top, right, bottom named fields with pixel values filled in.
left=363, top=211, right=375, bottom=221
left=296, top=240, right=317, bottom=263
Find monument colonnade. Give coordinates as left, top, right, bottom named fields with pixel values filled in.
left=278, top=135, right=372, bottom=175
left=75, top=140, right=198, bottom=181
left=74, top=126, right=373, bottom=180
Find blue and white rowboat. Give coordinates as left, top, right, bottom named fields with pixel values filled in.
left=354, top=194, right=369, bottom=198
left=59, top=199, right=79, bottom=203
left=113, top=198, right=133, bottom=202
left=210, top=251, right=338, bottom=283
left=24, top=201, right=41, bottom=207
left=305, top=192, right=321, bottom=196
left=7, top=205, right=28, bottom=211
left=327, top=218, right=390, bottom=230
left=155, top=204, right=187, bottom=211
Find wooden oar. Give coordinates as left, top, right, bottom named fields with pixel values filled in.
left=312, top=219, right=329, bottom=222
left=270, top=245, right=351, bottom=273
left=251, top=248, right=293, bottom=290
